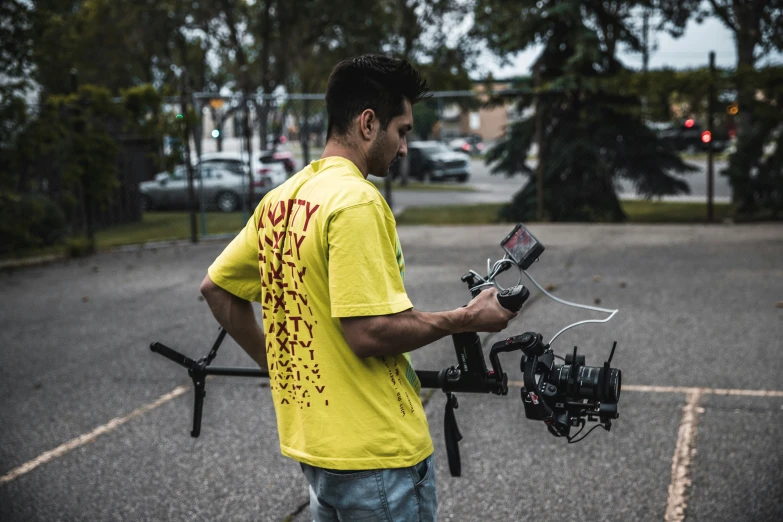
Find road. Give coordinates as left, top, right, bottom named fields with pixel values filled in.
left=203, top=139, right=732, bottom=212
left=1, top=223, right=781, bottom=521
left=387, top=158, right=732, bottom=214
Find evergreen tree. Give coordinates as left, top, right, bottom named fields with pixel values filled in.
left=473, top=0, right=697, bottom=221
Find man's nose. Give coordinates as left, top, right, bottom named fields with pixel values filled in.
left=398, top=137, right=408, bottom=157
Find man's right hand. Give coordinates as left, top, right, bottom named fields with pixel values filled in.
left=462, top=287, right=518, bottom=333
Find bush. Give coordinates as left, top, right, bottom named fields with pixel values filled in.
left=0, top=192, right=68, bottom=254
left=64, top=237, right=95, bottom=258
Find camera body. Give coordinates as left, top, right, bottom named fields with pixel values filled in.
left=512, top=332, right=621, bottom=438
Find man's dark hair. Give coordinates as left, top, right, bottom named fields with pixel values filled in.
left=325, top=54, right=430, bottom=140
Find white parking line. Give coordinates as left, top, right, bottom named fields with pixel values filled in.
left=664, top=390, right=703, bottom=522
left=2, top=381, right=781, bottom=499
left=508, top=381, right=783, bottom=397
left=0, top=385, right=189, bottom=485
left=622, top=384, right=783, bottom=397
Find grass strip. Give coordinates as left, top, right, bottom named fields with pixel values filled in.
left=1, top=200, right=737, bottom=263
left=395, top=200, right=735, bottom=225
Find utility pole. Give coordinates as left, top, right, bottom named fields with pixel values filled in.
left=707, top=51, right=716, bottom=223
left=641, top=7, right=650, bottom=120
left=180, top=74, right=198, bottom=244
left=535, top=61, right=544, bottom=221
left=244, top=98, right=254, bottom=213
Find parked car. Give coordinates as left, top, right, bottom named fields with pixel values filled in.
left=259, top=149, right=297, bottom=175
left=657, top=120, right=731, bottom=153
left=448, top=134, right=485, bottom=155
left=390, top=141, right=471, bottom=182
left=139, top=164, right=274, bottom=213
left=198, top=151, right=288, bottom=187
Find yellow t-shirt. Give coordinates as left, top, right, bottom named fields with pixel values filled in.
left=208, top=156, right=433, bottom=469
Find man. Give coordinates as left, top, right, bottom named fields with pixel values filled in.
left=200, top=54, right=517, bottom=521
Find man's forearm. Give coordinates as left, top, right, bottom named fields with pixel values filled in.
left=341, top=308, right=468, bottom=358
left=200, top=276, right=267, bottom=369
left=341, top=287, right=517, bottom=358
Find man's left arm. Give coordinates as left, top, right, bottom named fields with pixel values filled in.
left=200, top=275, right=267, bottom=370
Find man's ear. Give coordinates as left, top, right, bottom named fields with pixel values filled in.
left=358, top=109, right=377, bottom=141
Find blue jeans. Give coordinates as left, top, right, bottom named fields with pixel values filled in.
left=299, top=454, right=437, bottom=521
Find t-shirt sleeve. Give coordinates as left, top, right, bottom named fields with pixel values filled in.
left=207, top=213, right=262, bottom=302
left=327, top=201, right=413, bottom=317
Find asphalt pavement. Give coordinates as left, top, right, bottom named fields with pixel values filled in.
left=1, top=223, right=781, bottom=521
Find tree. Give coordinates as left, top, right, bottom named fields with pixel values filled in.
left=0, top=0, right=35, bottom=191
left=658, top=1, right=783, bottom=220
left=658, top=0, right=783, bottom=137
left=723, top=66, right=783, bottom=219
left=44, top=86, right=122, bottom=247
left=472, top=0, right=696, bottom=222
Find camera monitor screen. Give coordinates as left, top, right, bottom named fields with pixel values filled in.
left=501, top=224, right=545, bottom=270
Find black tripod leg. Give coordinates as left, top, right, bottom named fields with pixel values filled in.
left=150, top=342, right=198, bottom=370
left=191, top=379, right=205, bottom=438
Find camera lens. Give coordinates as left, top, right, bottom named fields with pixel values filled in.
left=576, top=365, right=601, bottom=399
left=538, top=364, right=622, bottom=403
left=554, top=364, right=621, bottom=402
left=608, top=368, right=621, bottom=402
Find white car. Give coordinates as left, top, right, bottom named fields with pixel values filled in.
left=198, top=151, right=288, bottom=188
left=140, top=165, right=268, bottom=212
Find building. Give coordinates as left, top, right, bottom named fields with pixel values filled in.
left=437, top=79, right=532, bottom=145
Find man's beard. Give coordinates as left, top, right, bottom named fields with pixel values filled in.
left=367, top=132, right=391, bottom=177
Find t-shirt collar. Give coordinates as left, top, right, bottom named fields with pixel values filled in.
left=311, top=156, right=365, bottom=179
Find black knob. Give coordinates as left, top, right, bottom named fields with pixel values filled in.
left=496, top=285, right=530, bottom=312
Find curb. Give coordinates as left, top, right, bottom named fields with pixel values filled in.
left=0, top=233, right=239, bottom=271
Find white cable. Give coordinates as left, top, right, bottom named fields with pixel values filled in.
left=520, top=269, right=619, bottom=347
left=546, top=312, right=618, bottom=347
left=486, top=257, right=521, bottom=290
left=477, top=254, right=619, bottom=348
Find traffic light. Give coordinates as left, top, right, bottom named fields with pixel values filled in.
left=684, top=118, right=695, bottom=128
left=701, top=130, right=712, bottom=144
left=211, top=129, right=220, bottom=139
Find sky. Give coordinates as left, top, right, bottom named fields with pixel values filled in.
left=476, top=15, right=783, bottom=79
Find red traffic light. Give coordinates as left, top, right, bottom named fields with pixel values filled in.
left=701, top=130, right=712, bottom=143
left=685, top=119, right=695, bottom=128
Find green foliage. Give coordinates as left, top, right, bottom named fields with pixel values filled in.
left=45, top=85, right=121, bottom=215
left=121, top=84, right=191, bottom=173
left=64, top=237, right=96, bottom=258
left=723, top=67, right=783, bottom=220
left=0, top=191, right=67, bottom=254
left=475, top=0, right=696, bottom=222
left=121, top=85, right=163, bottom=137
left=412, top=101, right=440, bottom=140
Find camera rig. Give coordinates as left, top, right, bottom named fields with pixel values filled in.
left=151, top=223, right=622, bottom=477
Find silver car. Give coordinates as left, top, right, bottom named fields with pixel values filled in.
left=139, top=164, right=275, bottom=212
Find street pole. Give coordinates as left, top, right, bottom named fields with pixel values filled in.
left=245, top=100, right=254, bottom=213
left=535, top=62, right=544, bottom=221
left=180, top=74, right=198, bottom=244
left=641, top=8, right=650, bottom=121
left=707, top=51, right=715, bottom=223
